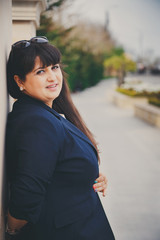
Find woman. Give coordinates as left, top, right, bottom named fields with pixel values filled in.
left=5, top=36, right=115, bottom=240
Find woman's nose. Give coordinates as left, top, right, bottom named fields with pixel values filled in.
left=47, top=69, right=56, bottom=81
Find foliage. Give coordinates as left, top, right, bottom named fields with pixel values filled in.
left=148, top=97, right=160, bottom=108
left=37, top=12, right=112, bottom=91
left=112, top=47, right=125, bottom=56
left=116, top=87, right=143, bottom=97
left=104, top=54, right=136, bottom=72
left=64, top=48, right=103, bottom=90
left=104, top=47, right=124, bottom=59
left=104, top=53, right=136, bottom=86
left=116, top=87, right=160, bottom=98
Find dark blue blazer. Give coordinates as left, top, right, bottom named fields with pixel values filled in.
left=6, top=94, right=115, bottom=240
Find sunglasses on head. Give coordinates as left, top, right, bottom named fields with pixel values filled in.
left=12, top=36, right=49, bottom=49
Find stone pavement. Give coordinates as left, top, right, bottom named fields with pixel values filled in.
left=72, top=79, right=160, bottom=240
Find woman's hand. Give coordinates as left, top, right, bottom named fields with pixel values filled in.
left=93, top=172, right=108, bottom=197
left=5, top=211, right=28, bottom=240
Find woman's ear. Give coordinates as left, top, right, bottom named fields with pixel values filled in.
left=14, top=75, right=24, bottom=91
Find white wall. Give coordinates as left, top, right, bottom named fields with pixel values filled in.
left=0, top=0, right=12, bottom=239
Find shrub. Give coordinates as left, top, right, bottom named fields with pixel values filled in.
left=116, top=87, right=160, bottom=98
left=63, top=48, right=103, bottom=91
left=116, top=88, right=143, bottom=97
left=148, top=97, right=160, bottom=108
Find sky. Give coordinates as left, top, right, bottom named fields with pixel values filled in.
left=64, top=0, right=160, bottom=60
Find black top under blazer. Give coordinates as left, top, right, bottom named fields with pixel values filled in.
left=5, top=94, right=115, bottom=240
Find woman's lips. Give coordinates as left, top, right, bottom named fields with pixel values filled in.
left=46, top=84, right=58, bottom=90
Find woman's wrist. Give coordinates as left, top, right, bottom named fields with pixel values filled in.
left=5, top=223, right=20, bottom=236
left=7, top=210, right=28, bottom=231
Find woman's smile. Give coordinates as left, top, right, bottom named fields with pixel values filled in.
left=46, top=83, right=58, bottom=90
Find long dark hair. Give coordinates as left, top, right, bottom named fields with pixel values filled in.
left=7, top=41, right=100, bottom=162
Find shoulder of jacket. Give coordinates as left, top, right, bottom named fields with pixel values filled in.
left=8, top=105, right=62, bottom=134
left=11, top=100, right=59, bottom=121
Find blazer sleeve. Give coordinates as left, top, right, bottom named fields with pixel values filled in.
left=8, top=115, right=62, bottom=224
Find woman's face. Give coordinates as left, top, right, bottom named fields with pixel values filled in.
left=15, top=56, right=63, bottom=108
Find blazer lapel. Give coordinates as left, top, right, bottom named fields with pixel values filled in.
left=61, top=118, right=98, bottom=157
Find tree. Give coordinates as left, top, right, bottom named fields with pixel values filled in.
left=104, top=54, right=136, bottom=86
left=37, top=1, right=115, bottom=91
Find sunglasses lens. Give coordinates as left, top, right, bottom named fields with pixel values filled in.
left=31, top=36, right=48, bottom=43
left=25, top=42, right=30, bottom=47
left=12, top=40, right=30, bottom=49
left=21, top=42, right=30, bottom=48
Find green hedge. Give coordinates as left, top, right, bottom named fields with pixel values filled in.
left=116, top=88, right=143, bottom=97
left=116, top=87, right=160, bottom=98
left=63, top=49, right=103, bottom=91
left=148, top=97, right=160, bottom=108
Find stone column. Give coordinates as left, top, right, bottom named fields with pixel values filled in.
left=12, top=0, right=47, bottom=42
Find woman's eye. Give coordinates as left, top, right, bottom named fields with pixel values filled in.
left=52, top=65, right=59, bottom=70
left=36, top=70, right=44, bottom=75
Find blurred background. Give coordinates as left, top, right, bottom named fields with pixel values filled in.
left=0, top=0, right=160, bottom=239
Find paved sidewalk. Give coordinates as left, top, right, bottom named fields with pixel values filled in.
left=72, top=79, right=160, bottom=240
